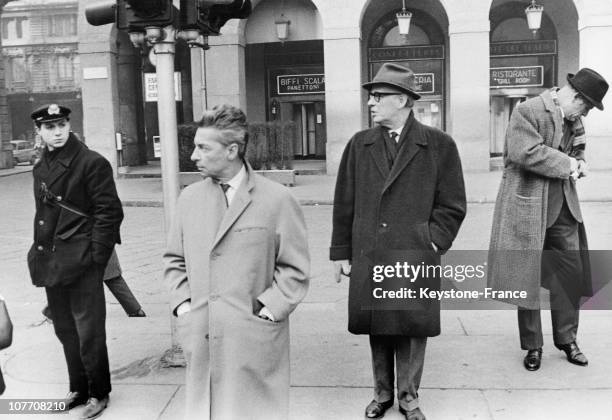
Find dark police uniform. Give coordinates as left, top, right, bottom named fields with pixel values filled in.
left=27, top=104, right=123, bottom=401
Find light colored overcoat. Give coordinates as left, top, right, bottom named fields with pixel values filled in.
left=164, top=164, right=309, bottom=420
left=488, top=89, right=592, bottom=309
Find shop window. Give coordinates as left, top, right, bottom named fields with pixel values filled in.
left=48, top=14, right=77, bottom=37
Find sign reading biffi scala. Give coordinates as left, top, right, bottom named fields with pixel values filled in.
left=277, top=74, right=325, bottom=95
left=490, top=66, right=543, bottom=88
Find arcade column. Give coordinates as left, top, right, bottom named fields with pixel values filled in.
left=448, top=11, right=490, bottom=171
left=77, top=17, right=121, bottom=173
left=206, top=32, right=247, bottom=109
left=323, top=29, right=363, bottom=176
left=577, top=1, right=612, bottom=168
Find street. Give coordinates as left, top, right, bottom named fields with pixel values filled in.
left=1, top=171, right=612, bottom=419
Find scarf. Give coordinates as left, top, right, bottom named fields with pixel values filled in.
left=550, top=88, right=586, bottom=154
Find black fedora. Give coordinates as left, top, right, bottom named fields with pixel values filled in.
left=567, top=68, right=609, bottom=110
left=363, top=62, right=421, bottom=100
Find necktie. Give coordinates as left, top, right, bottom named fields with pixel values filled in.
left=220, top=183, right=230, bottom=207
left=390, top=131, right=401, bottom=152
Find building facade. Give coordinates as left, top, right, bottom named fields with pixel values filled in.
left=1, top=0, right=83, bottom=144
left=74, top=0, right=612, bottom=174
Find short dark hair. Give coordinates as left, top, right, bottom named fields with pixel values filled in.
left=197, top=104, right=249, bottom=159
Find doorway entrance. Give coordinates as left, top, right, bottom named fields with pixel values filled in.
left=291, top=101, right=326, bottom=158
left=490, top=96, right=526, bottom=159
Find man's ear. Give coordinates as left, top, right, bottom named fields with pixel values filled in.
left=227, top=143, right=239, bottom=160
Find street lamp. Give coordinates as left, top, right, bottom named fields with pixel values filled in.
left=275, top=14, right=291, bottom=42
left=525, top=0, right=544, bottom=37
left=396, top=0, right=412, bottom=36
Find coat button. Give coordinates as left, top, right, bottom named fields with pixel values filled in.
left=37, top=245, right=44, bottom=251
left=380, top=222, right=388, bottom=228
left=38, top=220, right=44, bottom=226
left=210, top=294, right=218, bottom=301
left=205, top=334, right=209, bottom=340
left=56, top=196, right=62, bottom=201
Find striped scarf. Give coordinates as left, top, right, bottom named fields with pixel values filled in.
left=550, top=89, right=586, bottom=153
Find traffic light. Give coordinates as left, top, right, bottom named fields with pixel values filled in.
left=85, top=0, right=127, bottom=29
left=180, top=0, right=251, bottom=36
left=125, top=0, right=175, bottom=31
left=85, top=0, right=174, bottom=30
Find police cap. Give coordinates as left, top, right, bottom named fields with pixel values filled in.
left=31, top=104, right=71, bottom=124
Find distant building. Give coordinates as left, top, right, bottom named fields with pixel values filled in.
left=1, top=0, right=82, bottom=143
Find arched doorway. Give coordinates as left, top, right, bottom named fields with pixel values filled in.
left=488, top=0, right=578, bottom=168
left=244, top=0, right=326, bottom=159
left=362, top=1, right=449, bottom=130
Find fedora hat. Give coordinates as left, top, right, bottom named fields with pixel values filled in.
left=567, top=68, right=609, bottom=110
left=363, top=63, right=421, bottom=100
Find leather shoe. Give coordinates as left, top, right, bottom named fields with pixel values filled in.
left=399, top=406, right=426, bottom=420
left=365, top=399, right=394, bottom=418
left=64, top=391, right=88, bottom=410
left=523, top=348, right=542, bottom=371
left=128, top=308, right=146, bottom=317
left=555, top=341, right=588, bottom=366
left=79, top=396, right=109, bottom=420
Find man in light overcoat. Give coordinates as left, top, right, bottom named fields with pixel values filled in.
left=488, top=68, right=609, bottom=371
left=330, top=63, right=466, bottom=420
left=163, top=104, right=310, bottom=420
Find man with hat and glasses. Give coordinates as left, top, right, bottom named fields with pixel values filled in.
left=27, top=104, right=123, bottom=419
left=330, top=63, right=466, bottom=419
left=488, top=68, right=609, bottom=372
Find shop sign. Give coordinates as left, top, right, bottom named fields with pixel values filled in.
left=277, top=74, right=325, bottom=95
left=490, top=66, right=544, bottom=88
left=414, top=73, right=434, bottom=94
left=144, top=72, right=182, bottom=102
left=490, top=40, right=556, bottom=56
left=369, top=45, right=444, bottom=61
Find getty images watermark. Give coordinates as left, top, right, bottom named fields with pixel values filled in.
left=371, top=261, right=527, bottom=301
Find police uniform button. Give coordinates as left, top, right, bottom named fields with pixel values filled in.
left=38, top=220, right=44, bottom=225
left=205, top=334, right=210, bottom=340
left=380, top=222, right=388, bottom=228
left=210, top=294, right=218, bottom=301
left=37, top=245, right=44, bottom=251
left=57, top=196, right=62, bottom=201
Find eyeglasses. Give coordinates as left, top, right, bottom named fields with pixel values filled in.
left=368, top=92, right=402, bottom=103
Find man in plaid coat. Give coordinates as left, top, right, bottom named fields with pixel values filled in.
left=488, top=68, right=608, bottom=371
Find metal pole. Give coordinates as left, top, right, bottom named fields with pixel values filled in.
left=154, top=26, right=181, bottom=233
left=153, top=26, right=185, bottom=367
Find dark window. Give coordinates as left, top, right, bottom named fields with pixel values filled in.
left=48, top=14, right=77, bottom=37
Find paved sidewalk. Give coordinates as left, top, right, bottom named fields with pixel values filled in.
left=1, top=170, right=612, bottom=420
left=112, top=168, right=612, bottom=207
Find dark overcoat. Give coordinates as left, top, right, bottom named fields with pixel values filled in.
left=330, top=112, right=466, bottom=336
left=487, top=90, right=592, bottom=309
left=28, top=134, right=123, bottom=287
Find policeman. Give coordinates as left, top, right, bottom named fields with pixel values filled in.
left=28, top=104, right=123, bottom=419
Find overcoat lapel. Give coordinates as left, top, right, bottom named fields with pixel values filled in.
left=542, top=91, right=564, bottom=150
left=366, top=127, right=390, bottom=180
left=383, top=113, right=425, bottom=192
left=212, top=167, right=254, bottom=249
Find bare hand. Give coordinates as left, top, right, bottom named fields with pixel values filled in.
left=333, top=260, right=351, bottom=283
